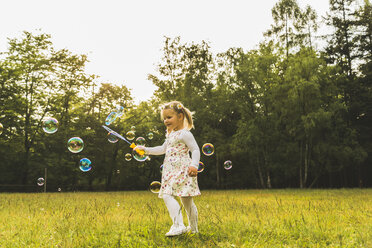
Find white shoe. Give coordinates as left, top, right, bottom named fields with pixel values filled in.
left=165, top=225, right=187, bottom=237
left=186, top=226, right=198, bottom=234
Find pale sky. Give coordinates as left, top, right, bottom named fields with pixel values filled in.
left=0, top=0, right=331, bottom=103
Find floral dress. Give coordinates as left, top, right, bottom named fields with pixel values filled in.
left=158, top=130, right=201, bottom=198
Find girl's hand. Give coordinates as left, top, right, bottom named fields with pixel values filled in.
left=188, top=166, right=198, bottom=177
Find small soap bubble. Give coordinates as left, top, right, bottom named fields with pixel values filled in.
left=147, top=132, right=154, bottom=140
left=126, top=131, right=135, bottom=141
left=42, top=117, right=58, bottom=134
left=160, top=164, right=163, bottom=173
left=79, top=158, right=92, bottom=172
left=224, top=160, right=232, bottom=170
left=116, top=170, right=120, bottom=174
left=202, top=143, right=214, bottom=156
left=105, top=112, right=118, bottom=125
left=117, top=202, right=120, bottom=207
left=115, top=105, right=124, bottom=117
left=136, top=137, right=146, bottom=146
left=107, top=132, right=119, bottom=143
left=198, top=161, right=205, bottom=173
left=132, top=145, right=148, bottom=162
left=130, top=126, right=136, bottom=132
left=149, top=181, right=161, bottom=193
left=67, top=137, right=84, bottom=153
left=0, top=123, right=3, bottom=135
left=37, top=177, right=45, bottom=186
left=58, top=188, right=62, bottom=192
left=125, top=153, right=132, bottom=161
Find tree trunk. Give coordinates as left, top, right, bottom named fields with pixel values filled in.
left=304, top=141, right=310, bottom=186
left=216, top=153, right=221, bottom=188
left=257, top=155, right=265, bottom=189
left=299, top=140, right=303, bottom=188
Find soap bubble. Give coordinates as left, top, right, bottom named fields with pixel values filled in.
left=149, top=181, right=161, bottom=193
left=160, top=164, right=163, bottom=173
left=107, top=132, right=119, bottom=143
left=224, top=160, right=232, bottom=170
left=125, top=153, right=132, bottom=161
left=58, top=188, right=62, bottom=192
left=116, top=170, right=120, bottom=174
left=115, top=105, right=124, bottom=117
left=130, top=126, right=136, bottom=132
left=147, top=132, right=154, bottom=140
left=0, top=123, right=3, bottom=135
left=79, top=158, right=92, bottom=172
left=198, top=161, right=205, bottom=173
left=136, top=137, right=146, bottom=146
left=202, top=143, right=214, bottom=156
left=105, top=112, right=118, bottom=125
left=126, top=131, right=135, bottom=141
left=42, top=117, right=58, bottom=134
left=67, top=137, right=84, bottom=153
left=37, top=178, right=45, bottom=186
left=132, top=145, right=148, bottom=162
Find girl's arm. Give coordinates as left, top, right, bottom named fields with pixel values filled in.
left=180, top=131, right=200, bottom=169
left=144, top=141, right=167, bottom=155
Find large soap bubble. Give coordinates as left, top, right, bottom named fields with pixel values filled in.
left=126, top=131, right=135, bottom=141
left=147, top=132, right=154, bottom=140
left=67, top=137, right=84, bottom=153
left=202, top=143, right=214, bottom=156
left=132, top=145, right=148, bottom=162
left=107, top=132, right=119, bottom=143
left=125, top=153, right=132, bottom=161
left=42, top=117, right=58, bottom=134
left=136, top=137, right=146, bottom=146
left=37, top=177, right=45, bottom=186
left=224, top=160, right=232, bottom=170
left=198, top=161, right=205, bottom=173
left=115, top=105, right=124, bottom=117
left=105, top=112, right=118, bottom=126
left=79, top=158, right=92, bottom=172
left=149, top=181, right=161, bottom=193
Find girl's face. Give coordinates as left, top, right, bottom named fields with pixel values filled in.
left=162, top=109, right=184, bottom=132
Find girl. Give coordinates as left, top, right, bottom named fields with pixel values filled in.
left=144, top=101, right=200, bottom=237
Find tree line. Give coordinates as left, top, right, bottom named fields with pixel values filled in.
left=0, top=0, right=371, bottom=191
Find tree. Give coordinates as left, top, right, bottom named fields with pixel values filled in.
left=265, top=0, right=302, bottom=58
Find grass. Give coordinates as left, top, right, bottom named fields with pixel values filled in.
left=0, top=189, right=371, bottom=247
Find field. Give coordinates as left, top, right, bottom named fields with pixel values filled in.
left=0, top=189, right=371, bottom=247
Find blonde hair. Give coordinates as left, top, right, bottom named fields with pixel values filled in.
left=160, top=101, right=194, bottom=130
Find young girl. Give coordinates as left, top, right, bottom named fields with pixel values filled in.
left=143, top=101, right=200, bottom=237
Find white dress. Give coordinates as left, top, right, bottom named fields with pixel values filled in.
left=145, top=129, right=201, bottom=198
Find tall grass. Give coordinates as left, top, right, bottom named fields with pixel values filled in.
left=0, top=189, right=371, bottom=247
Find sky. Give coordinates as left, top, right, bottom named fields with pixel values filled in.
left=0, top=0, right=331, bottom=103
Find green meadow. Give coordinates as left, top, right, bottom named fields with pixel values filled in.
left=0, top=189, right=371, bottom=248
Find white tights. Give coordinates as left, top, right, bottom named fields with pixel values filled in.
left=162, top=194, right=198, bottom=232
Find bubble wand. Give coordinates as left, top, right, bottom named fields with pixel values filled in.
left=102, top=125, right=145, bottom=155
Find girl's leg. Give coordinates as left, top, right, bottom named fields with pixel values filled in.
left=180, top=196, right=198, bottom=232
left=162, top=194, right=185, bottom=228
